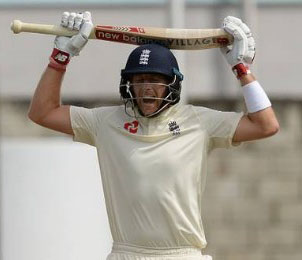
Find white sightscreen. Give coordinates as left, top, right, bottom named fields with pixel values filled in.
left=0, top=137, right=112, bottom=260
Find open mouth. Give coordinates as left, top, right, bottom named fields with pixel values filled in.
left=142, top=97, right=156, bottom=104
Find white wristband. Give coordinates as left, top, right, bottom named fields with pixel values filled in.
left=242, top=81, right=271, bottom=113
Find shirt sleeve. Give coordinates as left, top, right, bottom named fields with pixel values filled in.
left=70, top=106, right=99, bottom=146
left=193, top=106, right=244, bottom=150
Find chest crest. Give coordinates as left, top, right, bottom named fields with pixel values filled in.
left=168, top=120, right=180, bottom=136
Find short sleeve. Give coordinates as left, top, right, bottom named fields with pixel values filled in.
left=70, top=106, right=98, bottom=146
left=193, top=106, right=244, bottom=150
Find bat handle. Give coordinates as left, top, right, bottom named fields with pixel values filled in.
left=10, top=20, right=80, bottom=37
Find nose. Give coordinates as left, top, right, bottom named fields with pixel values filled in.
left=142, top=84, right=153, bottom=90
left=140, top=82, right=154, bottom=91
left=141, top=84, right=156, bottom=97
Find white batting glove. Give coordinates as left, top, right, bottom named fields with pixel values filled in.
left=220, top=16, right=256, bottom=79
left=48, top=11, right=93, bottom=72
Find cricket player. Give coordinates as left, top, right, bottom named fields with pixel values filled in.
left=28, top=11, right=279, bottom=260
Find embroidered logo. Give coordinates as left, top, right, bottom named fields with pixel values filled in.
left=124, top=120, right=139, bottom=134
left=168, top=121, right=180, bottom=136
left=139, top=49, right=151, bottom=65
left=54, top=53, right=69, bottom=63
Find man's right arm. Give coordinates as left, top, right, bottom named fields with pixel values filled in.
left=28, top=67, right=73, bottom=135
left=28, top=11, right=93, bottom=136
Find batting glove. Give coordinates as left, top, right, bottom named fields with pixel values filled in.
left=48, top=11, right=93, bottom=72
left=220, top=16, right=256, bottom=79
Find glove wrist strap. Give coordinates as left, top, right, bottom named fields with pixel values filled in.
left=48, top=48, right=71, bottom=72
left=232, top=63, right=251, bottom=79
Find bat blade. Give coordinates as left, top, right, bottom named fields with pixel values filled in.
left=94, top=25, right=233, bottom=50
left=11, top=20, right=233, bottom=50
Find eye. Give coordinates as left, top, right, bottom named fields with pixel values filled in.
left=152, top=79, right=163, bottom=83
left=134, top=80, right=144, bottom=84
left=132, top=77, right=145, bottom=84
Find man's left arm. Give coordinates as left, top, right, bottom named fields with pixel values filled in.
left=220, top=16, right=279, bottom=143
left=233, top=74, right=279, bottom=142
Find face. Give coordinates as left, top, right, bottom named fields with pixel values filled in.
left=131, top=73, right=169, bottom=116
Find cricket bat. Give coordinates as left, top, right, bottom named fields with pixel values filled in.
left=11, top=20, right=233, bottom=50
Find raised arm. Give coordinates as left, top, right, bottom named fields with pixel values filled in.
left=220, top=16, right=279, bottom=143
left=28, top=11, right=93, bottom=135
left=28, top=67, right=73, bottom=135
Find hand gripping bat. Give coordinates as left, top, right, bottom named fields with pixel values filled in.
left=11, top=20, right=234, bottom=50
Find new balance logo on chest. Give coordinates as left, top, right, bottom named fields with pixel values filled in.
left=168, top=120, right=180, bottom=136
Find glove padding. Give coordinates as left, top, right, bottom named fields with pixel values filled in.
left=49, top=11, right=93, bottom=71
left=220, top=16, right=255, bottom=68
left=55, top=11, right=93, bottom=57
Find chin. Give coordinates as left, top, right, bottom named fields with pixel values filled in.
left=142, top=109, right=157, bottom=116
left=139, top=103, right=157, bottom=115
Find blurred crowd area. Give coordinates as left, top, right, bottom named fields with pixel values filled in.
left=1, top=1, right=302, bottom=260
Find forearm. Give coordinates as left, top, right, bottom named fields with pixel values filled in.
left=28, top=67, right=65, bottom=122
left=240, top=74, right=279, bottom=135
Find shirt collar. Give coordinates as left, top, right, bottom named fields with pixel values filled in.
left=136, top=103, right=181, bottom=125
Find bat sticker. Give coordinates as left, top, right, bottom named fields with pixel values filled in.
left=96, top=25, right=145, bottom=33
left=95, top=28, right=230, bottom=49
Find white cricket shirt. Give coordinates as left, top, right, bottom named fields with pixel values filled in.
left=70, top=103, right=243, bottom=249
